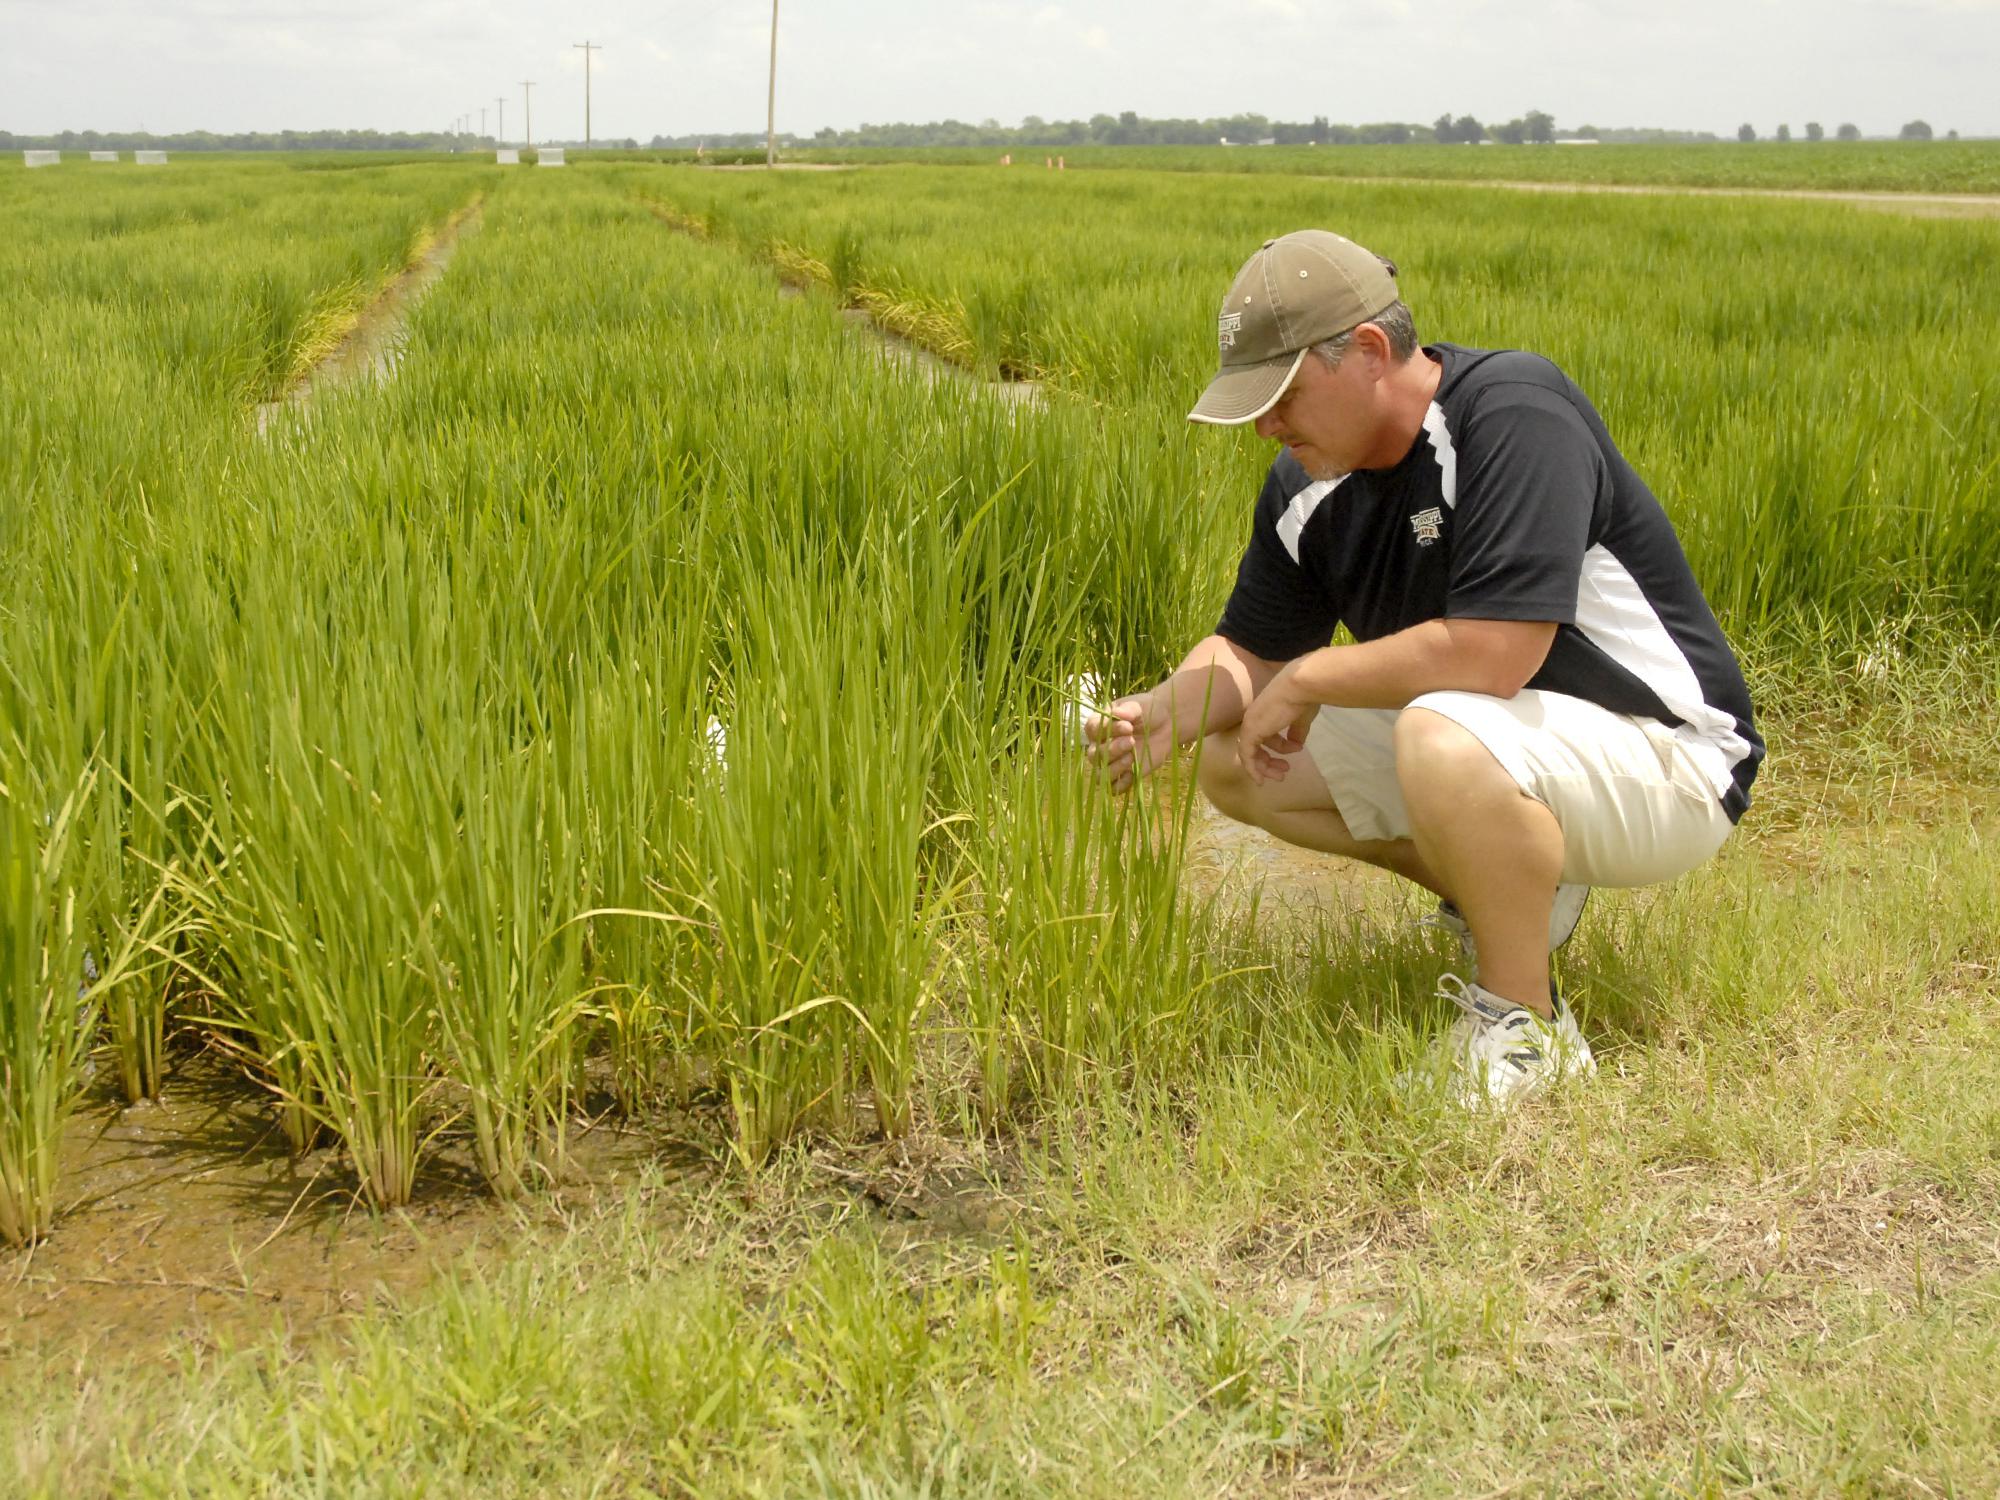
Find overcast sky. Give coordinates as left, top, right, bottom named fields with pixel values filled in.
left=5, top=0, right=1996, bottom=140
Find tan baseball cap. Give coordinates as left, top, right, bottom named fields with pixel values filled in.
left=1187, top=230, right=1400, bottom=425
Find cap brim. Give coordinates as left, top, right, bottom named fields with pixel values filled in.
left=1186, top=348, right=1307, bottom=426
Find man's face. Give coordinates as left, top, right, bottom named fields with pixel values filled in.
left=1251, top=338, right=1383, bottom=480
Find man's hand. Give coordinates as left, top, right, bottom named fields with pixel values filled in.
left=1081, top=692, right=1175, bottom=794
left=1235, top=661, right=1317, bottom=783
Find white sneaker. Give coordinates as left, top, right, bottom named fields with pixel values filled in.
left=1434, top=973, right=1595, bottom=1110
left=1420, top=884, right=1591, bottom=966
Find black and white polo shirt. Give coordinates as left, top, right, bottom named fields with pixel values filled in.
left=1215, top=342, right=1764, bottom=822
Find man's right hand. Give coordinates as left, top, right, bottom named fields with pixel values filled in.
left=1081, top=692, right=1174, bottom=794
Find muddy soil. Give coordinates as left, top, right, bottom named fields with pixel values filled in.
left=0, top=1056, right=700, bottom=1363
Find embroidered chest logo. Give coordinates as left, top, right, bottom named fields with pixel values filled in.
left=1408, top=507, right=1444, bottom=547
left=1217, top=311, right=1242, bottom=351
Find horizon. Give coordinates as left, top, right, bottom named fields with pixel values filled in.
left=5, top=1, right=1997, bottom=144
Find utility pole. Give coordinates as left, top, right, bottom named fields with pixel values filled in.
left=496, top=96, right=505, bottom=145
left=765, top=0, right=780, bottom=166
left=520, top=80, right=535, bottom=148
left=574, top=40, right=599, bottom=149
left=479, top=106, right=487, bottom=141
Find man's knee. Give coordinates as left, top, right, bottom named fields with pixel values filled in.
left=1196, top=731, right=1260, bottom=824
left=1393, top=706, right=1515, bottom=808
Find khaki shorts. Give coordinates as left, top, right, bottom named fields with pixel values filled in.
left=1302, top=689, right=1735, bottom=889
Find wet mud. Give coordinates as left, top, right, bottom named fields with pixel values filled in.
left=0, top=1055, right=697, bottom=1363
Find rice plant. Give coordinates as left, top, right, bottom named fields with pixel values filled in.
left=0, top=759, right=97, bottom=1247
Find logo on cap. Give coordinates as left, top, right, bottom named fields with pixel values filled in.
left=1217, top=311, right=1242, bottom=351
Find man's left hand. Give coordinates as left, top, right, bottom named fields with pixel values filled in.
left=1236, top=662, right=1317, bottom=783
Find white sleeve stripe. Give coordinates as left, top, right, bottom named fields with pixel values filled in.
left=1275, top=476, right=1343, bottom=563
left=1421, top=401, right=1458, bottom=509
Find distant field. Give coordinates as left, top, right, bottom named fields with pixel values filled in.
left=15, top=142, right=2000, bottom=194
left=618, top=140, right=2000, bottom=195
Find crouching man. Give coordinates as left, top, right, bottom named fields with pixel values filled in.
left=1084, top=230, right=1763, bottom=1107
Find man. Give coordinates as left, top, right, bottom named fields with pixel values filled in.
left=1083, top=230, right=1762, bottom=1106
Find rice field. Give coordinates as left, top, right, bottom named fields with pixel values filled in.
left=3, top=154, right=1998, bottom=1494
left=641, top=140, right=2000, bottom=194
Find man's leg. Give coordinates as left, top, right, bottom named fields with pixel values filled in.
left=1197, top=731, right=1446, bottom=895
left=1393, top=707, right=1562, bottom=1018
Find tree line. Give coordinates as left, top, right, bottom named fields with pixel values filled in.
left=1733, top=121, right=1950, bottom=143
left=4, top=116, right=1966, bottom=155
left=664, top=110, right=1628, bottom=151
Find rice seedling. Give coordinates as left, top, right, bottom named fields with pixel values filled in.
left=420, top=732, right=586, bottom=1197
left=571, top=637, right=713, bottom=1119
left=0, top=758, right=96, bottom=1248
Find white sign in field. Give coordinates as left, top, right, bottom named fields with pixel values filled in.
left=496, top=149, right=520, bottom=165
left=24, top=150, right=60, bottom=168
left=90, top=151, right=119, bottom=163
left=537, top=146, right=567, bottom=167
left=135, top=151, right=168, bottom=165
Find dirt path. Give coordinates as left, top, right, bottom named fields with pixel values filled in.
left=255, top=199, right=483, bottom=433
left=700, top=162, right=851, bottom=173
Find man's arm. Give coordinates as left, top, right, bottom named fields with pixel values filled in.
left=1083, top=633, right=1284, bottom=792
left=1236, top=617, right=1557, bottom=781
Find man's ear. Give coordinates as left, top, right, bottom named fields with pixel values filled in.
left=1353, top=320, right=1394, bottom=372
